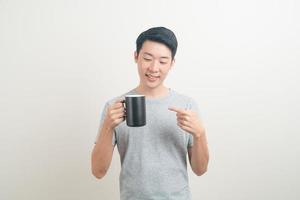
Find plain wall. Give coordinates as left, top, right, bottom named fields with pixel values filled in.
left=1, top=0, right=299, bottom=199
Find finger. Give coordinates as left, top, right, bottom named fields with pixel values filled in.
left=169, top=107, right=185, bottom=113
left=177, top=115, right=190, bottom=120
left=116, top=98, right=125, bottom=103
left=111, top=100, right=125, bottom=109
left=176, top=112, right=185, bottom=118
left=178, top=119, right=192, bottom=128
left=177, top=119, right=186, bottom=127
left=178, top=123, right=193, bottom=133
left=184, top=115, right=190, bottom=121
left=110, top=106, right=125, bottom=115
left=168, top=107, right=187, bottom=114
left=112, top=112, right=126, bottom=120
left=112, top=117, right=125, bottom=126
left=177, top=116, right=187, bottom=122
left=177, top=119, right=194, bottom=129
left=177, top=113, right=191, bottom=120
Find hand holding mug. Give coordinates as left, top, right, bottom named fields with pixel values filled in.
left=103, top=99, right=126, bottom=130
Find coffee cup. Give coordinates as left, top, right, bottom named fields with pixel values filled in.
left=124, top=95, right=146, bottom=127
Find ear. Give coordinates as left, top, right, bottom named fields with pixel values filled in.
left=134, top=51, right=138, bottom=63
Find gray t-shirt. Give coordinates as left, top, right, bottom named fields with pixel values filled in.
left=96, top=89, right=200, bottom=200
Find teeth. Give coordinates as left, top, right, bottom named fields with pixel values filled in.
left=146, top=73, right=159, bottom=78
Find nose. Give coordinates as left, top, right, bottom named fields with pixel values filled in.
left=148, top=60, right=159, bottom=72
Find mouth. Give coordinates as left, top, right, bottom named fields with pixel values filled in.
left=145, top=73, right=160, bottom=81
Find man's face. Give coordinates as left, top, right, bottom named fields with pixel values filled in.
left=135, top=40, right=174, bottom=90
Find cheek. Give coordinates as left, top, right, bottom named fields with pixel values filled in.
left=137, top=63, right=147, bottom=74
left=137, top=66, right=144, bottom=75
left=138, top=61, right=150, bottom=71
left=161, top=67, right=172, bottom=74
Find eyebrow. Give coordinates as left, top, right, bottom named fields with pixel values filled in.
left=143, top=52, right=170, bottom=59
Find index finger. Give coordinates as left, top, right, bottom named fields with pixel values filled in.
left=112, top=99, right=125, bottom=108
left=168, top=107, right=186, bottom=114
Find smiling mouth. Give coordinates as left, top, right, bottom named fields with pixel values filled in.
left=145, top=73, right=160, bottom=78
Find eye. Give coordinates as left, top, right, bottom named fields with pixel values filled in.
left=160, top=60, right=169, bottom=64
left=143, top=57, right=152, bottom=61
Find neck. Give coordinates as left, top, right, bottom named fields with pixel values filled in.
left=134, top=85, right=169, bottom=99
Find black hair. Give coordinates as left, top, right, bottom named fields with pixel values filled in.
left=136, top=27, right=178, bottom=60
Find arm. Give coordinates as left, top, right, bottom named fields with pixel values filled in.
left=169, top=107, right=209, bottom=176
left=188, top=131, right=209, bottom=176
left=91, top=100, right=125, bottom=179
left=91, top=125, right=115, bottom=179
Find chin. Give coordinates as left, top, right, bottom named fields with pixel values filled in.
left=146, top=82, right=162, bottom=89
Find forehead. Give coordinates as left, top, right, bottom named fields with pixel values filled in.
left=140, top=40, right=172, bottom=58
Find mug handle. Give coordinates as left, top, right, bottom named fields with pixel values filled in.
left=121, top=99, right=126, bottom=120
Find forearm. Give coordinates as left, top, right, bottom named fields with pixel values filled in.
left=190, top=133, right=209, bottom=176
left=91, top=125, right=115, bottom=179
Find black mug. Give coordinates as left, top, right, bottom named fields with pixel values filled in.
left=124, top=95, right=146, bottom=127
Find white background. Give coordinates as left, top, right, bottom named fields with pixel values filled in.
left=1, top=0, right=300, bottom=199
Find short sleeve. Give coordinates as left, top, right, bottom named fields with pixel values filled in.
left=188, top=98, right=201, bottom=117
left=94, top=101, right=117, bottom=146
